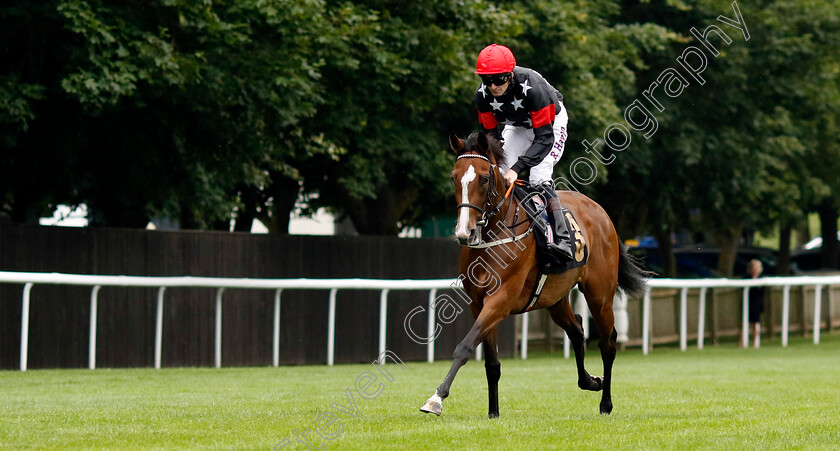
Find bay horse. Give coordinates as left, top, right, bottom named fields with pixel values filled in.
left=420, top=132, right=648, bottom=418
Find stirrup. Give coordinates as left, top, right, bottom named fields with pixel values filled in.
left=546, top=208, right=573, bottom=260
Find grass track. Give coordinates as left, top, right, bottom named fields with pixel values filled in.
left=2, top=334, right=840, bottom=450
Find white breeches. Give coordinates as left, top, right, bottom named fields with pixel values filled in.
left=499, top=102, right=569, bottom=185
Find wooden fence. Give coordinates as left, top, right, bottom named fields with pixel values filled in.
left=0, top=224, right=516, bottom=369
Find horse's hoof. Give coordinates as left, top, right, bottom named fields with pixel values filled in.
left=579, top=375, right=603, bottom=392
left=600, top=402, right=613, bottom=415
left=592, top=376, right=604, bottom=391
left=420, top=394, right=443, bottom=416
left=488, top=412, right=499, bottom=419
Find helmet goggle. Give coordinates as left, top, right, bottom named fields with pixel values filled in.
left=480, top=73, right=512, bottom=87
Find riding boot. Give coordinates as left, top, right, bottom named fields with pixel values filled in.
left=539, top=184, right=574, bottom=260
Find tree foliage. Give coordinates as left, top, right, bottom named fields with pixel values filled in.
left=1, top=0, right=838, bottom=271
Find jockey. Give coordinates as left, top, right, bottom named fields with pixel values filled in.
left=474, top=44, right=573, bottom=260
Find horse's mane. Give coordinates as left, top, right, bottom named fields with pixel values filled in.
left=462, top=132, right=505, bottom=164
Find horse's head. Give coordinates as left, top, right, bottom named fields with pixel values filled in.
left=450, top=132, right=504, bottom=246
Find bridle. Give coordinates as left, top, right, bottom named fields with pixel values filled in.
left=455, top=152, right=535, bottom=249
left=455, top=153, right=506, bottom=228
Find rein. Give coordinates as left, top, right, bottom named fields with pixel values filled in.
left=456, top=153, right=534, bottom=248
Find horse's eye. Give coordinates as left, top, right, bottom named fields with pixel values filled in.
left=480, top=175, right=490, bottom=185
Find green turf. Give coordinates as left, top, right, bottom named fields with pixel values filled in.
left=2, top=334, right=840, bottom=450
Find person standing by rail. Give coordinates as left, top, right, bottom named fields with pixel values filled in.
left=744, top=259, right=765, bottom=348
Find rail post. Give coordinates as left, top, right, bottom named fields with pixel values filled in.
left=154, top=287, right=166, bottom=369
left=642, top=287, right=651, bottom=355
left=697, top=287, right=707, bottom=350
left=781, top=285, right=790, bottom=347
left=20, top=283, right=33, bottom=372
left=88, top=285, right=101, bottom=370
left=520, top=311, right=529, bottom=360
left=215, top=288, right=225, bottom=368
left=273, top=289, right=282, bottom=367
left=741, top=287, right=750, bottom=348
left=378, top=289, right=389, bottom=358
left=427, top=289, right=437, bottom=363
left=814, top=285, right=823, bottom=345
left=679, top=287, right=688, bottom=351
left=327, top=288, right=337, bottom=366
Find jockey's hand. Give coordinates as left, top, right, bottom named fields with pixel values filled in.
left=503, top=169, right=518, bottom=187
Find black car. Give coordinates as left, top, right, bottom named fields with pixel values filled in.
left=629, top=245, right=778, bottom=278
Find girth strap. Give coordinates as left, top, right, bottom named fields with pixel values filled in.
left=518, top=264, right=551, bottom=314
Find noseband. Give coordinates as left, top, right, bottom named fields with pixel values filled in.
left=456, top=153, right=505, bottom=227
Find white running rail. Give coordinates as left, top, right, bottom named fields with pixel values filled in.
left=1, top=271, right=838, bottom=371
left=0, top=271, right=453, bottom=371
left=642, top=275, right=840, bottom=354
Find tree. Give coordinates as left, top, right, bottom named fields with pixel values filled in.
left=297, top=0, right=521, bottom=234
left=4, top=0, right=837, bottom=249
left=608, top=0, right=830, bottom=276
left=1, top=0, right=360, bottom=228
left=508, top=0, right=684, bottom=275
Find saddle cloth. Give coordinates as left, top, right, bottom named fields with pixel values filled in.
left=513, top=186, right=588, bottom=274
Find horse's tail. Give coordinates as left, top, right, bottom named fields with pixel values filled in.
left=617, top=242, right=652, bottom=298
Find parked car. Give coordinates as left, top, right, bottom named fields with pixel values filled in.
left=791, top=232, right=840, bottom=273
left=801, top=232, right=840, bottom=250
left=629, top=245, right=778, bottom=278
left=791, top=249, right=821, bottom=273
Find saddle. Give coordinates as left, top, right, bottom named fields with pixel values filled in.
left=512, top=185, right=588, bottom=274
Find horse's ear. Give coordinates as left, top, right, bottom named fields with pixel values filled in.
left=449, top=133, right=464, bottom=154
left=476, top=132, right=490, bottom=154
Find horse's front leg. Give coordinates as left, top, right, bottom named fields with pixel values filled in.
left=419, top=321, right=484, bottom=416
left=483, top=327, right=501, bottom=419
left=420, top=308, right=506, bottom=417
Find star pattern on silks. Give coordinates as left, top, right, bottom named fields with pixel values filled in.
left=520, top=79, right=532, bottom=96
left=512, top=97, right=524, bottom=110
left=502, top=118, right=516, bottom=126
left=477, top=83, right=488, bottom=98
left=490, top=98, right=504, bottom=111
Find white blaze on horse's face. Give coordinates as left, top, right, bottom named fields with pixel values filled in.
left=454, top=164, right=477, bottom=240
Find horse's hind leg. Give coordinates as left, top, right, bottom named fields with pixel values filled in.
left=578, top=280, right=618, bottom=415
left=591, top=296, right=617, bottom=415
left=483, top=327, right=501, bottom=419
left=546, top=296, right=603, bottom=392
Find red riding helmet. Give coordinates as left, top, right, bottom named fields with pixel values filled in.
left=475, top=44, right=516, bottom=74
